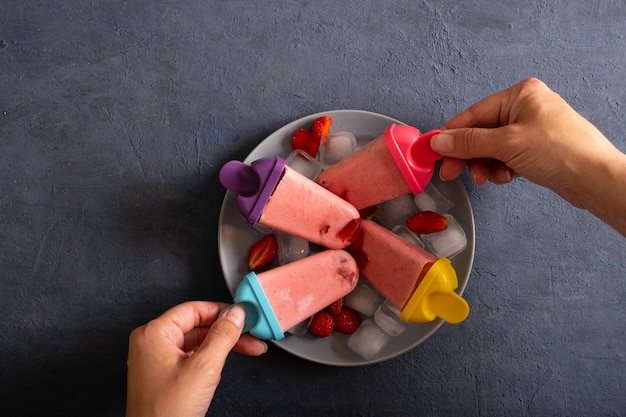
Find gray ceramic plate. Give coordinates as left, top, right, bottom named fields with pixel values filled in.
left=218, top=110, right=475, bottom=366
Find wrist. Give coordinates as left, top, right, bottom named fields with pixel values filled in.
left=577, top=148, right=626, bottom=236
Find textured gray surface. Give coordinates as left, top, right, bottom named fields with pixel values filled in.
left=1, top=1, right=625, bottom=416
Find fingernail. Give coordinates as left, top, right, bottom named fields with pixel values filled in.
left=470, top=168, right=479, bottom=185
left=223, top=304, right=246, bottom=328
left=495, top=169, right=512, bottom=183
left=431, top=133, right=454, bottom=153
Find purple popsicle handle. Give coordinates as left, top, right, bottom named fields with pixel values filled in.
left=219, top=160, right=259, bottom=196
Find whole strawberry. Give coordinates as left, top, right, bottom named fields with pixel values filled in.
left=309, top=311, right=334, bottom=338
left=312, top=115, right=332, bottom=143
left=334, top=306, right=361, bottom=335
left=326, top=297, right=344, bottom=317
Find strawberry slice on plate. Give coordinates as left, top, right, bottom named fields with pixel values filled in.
left=291, top=128, right=319, bottom=157
left=312, top=115, right=332, bottom=143
left=406, top=211, right=449, bottom=234
left=248, top=234, right=278, bottom=271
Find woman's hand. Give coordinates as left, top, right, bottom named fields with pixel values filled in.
left=430, top=78, right=626, bottom=235
left=126, top=302, right=267, bottom=417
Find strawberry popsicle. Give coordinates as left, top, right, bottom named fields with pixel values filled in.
left=220, top=157, right=361, bottom=249
left=232, top=249, right=359, bottom=340
left=350, top=219, right=469, bottom=324
left=316, top=124, right=442, bottom=209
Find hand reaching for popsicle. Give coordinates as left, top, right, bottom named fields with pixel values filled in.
left=126, top=302, right=267, bottom=417
left=430, top=78, right=626, bottom=236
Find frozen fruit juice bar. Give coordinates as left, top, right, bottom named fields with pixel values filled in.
left=351, top=219, right=469, bottom=324
left=316, top=124, right=442, bottom=209
left=220, top=157, right=361, bottom=249
left=232, top=249, right=359, bottom=340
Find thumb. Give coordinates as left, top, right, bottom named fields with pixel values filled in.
left=186, top=304, right=246, bottom=381
left=431, top=128, right=503, bottom=160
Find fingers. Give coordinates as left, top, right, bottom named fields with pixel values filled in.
left=442, top=78, right=548, bottom=131
left=486, top=160, right=516, bottom=184
left=181, top=308, right=268, bottom=357
left=186, top=304, right=247, bottom=375
left=437, top=145, right=517, bottom=185
left=467, top=159, right=491, bottom=185
left=438, top=157, right=467, bottom=181
left=233, top=334, right=269, bottom=357
left=431, top=129, right=492, bottom=160
left=152, top=301, right=228, bottom=344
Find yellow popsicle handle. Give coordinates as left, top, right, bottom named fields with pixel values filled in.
left=428, top=292, right=469, bottom=324
left=400, top=257, right=470, bottom=324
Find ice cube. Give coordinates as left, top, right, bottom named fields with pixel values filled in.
left=344, top=280, right=384, bottom=317
left=285, top=149, right=323, bottom=180
left=276, top=232, right=310, bottom=265
left=377, top=194, right=419, bottom=229
left=347, top=319, right=393, bottom=361
left=414, top=182, right=454, bottom=214
left=420, top=214, right=467, bottom=258
left=253, top=223, right=274, bottom=235
left=374, top=300, right=408, bottom=336
left=318, top=132, right=357, bottom=168
left=391, top=224, right=426, bottom=249
left=286, top=316, right=312, bottom=336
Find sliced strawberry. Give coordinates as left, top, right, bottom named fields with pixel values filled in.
left=309, top=311, right=334, bottom=338
left=291, top=128, right=320, bottom=157
left=334, top=306, right=361, bottom=335
left=406, top=211, right=449, bottom=234
left=312, top=115, right=332, bottom=143
left=247, top=234, right=278, bottom=271
left=326, top=297, right=344, bottom=317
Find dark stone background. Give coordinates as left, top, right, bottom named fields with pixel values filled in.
left=1, top=1, right=624, bottom=416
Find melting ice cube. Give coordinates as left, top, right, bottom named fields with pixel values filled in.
left=347, top=318, right=392, bottom=361
left=253, top=223, right=274, bottom=235
left=276, top=232, right=310, bottom=265
left=285, top=149, right=323, bottom=180
left=420, top=214, right=467, bottom=258
left=374, top=300, right=408, bottom=336
left=391, top=224, right=426, bottom=249
left=414, top=182, right=454, bottom=214
left=344, top=279, right=384, bottom=317
left=318, top=132, right=357, bottom=168
left=377, top=194, right=419, bottom=229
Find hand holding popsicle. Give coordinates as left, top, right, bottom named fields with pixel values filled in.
left=126, top=302, right=267, bottom=417
left=430, top=78, right=626, bottom=236
left=127, top=78, right=626, bottom=414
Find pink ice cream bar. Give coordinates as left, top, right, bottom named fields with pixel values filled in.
left=316, top=124, right=442, bottom=210
left=232, top=249, right=359, bottom=340
left=220, top=157, right=361, bottom=249
left=350, top=219, right=469, bottom=324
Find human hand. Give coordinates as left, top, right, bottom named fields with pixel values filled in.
left=126, top=301, right=267, bottom=417
left=430, top=78, right=626, bottom=235
left=431, top=78, right=620, bottom=204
